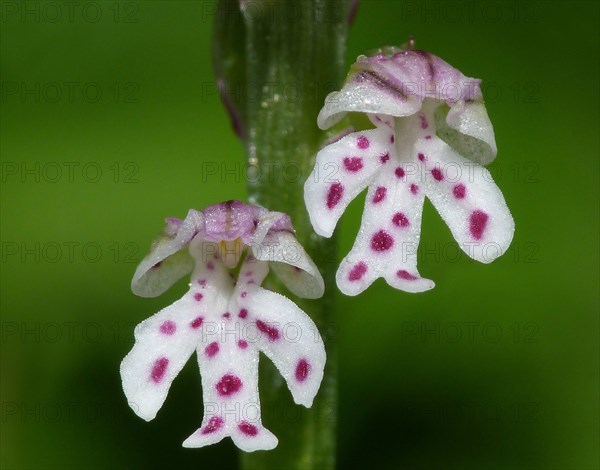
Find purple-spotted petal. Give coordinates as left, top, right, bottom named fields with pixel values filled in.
left=253, top=231, right=324, bottom=299
left=304, top=127, right=392, bottom=237
left=183, top=256, right=321, bottom=451
left=242, top=285, right=326, bottom=407
left=131, top=209, right=204, bottom=298
left=336, top=163, right=434, bottom=295
left=183, top=311, right=277, bottom=452
left=418, top=136, right=514, bottom=263
left=121, top=253, right=232, bottom=421
left=179, top=249, right=279, bottom=452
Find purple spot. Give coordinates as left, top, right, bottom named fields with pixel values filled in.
left=238, top=421, right=258, bottom=436
left=241, top=291, right=248, bottom=298
left=326, top=183, right=343, bottom=209
left=371, top=230, right=394, bottom=252
left=207, top=262, right=215, bottom=270
left=194, top=293, right=203, bottom=302
left=239, top=308, right=248, bottom=319
left=159, top=320, right=176, bottom=335
left=372, top=186, right=387, bottom=204
left=348, top=262, right=367, bottom=281
left=419, top=112, right=429, bottom=129
left=453, top=183, right=466, bottom=199
left=295, top=359, right=310, bottom=382
left=238, top=339, right=248, bottom=349
left=256, top=320, right=280, bottom=341
left=201, top=416, right=223, bottom=435
left=205, top=342, right=220, bottom=358
left=191, top=316, right=204, bottom=329
left=216, top=374, right=242, bottom=397
left=151, top=262, right=162, bottom=270
left=469, top=210, right=489, bottom=240
left=390, top=134, right=395, bottom=143
left=343, top=157, right=363, bottom=172
left=197, top=279, right=207, bottom=287
left=357, top=135, right=369, bottom=149
left=410, top=184, right=419, bottom=195
left=150, top=357, right=169, bottom=383
left=222, top=312, right=231, bottom=319
left=392, top=212, right=410, bottom=228
left=418, top=153, right=426, bottom=162
left=397, top=270, right=418, bottom=281
left=244, top=271, right=253, bottom=277
left=425, top=135, right=432, bottom=140
left=431, top=168, right=443, bottom=182
left=380, top=153, right=390, bottom=164
left=395, top=167, right=405, bottom=178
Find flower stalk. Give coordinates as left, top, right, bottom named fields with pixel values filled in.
left=213, top=0, right=351, bottom=468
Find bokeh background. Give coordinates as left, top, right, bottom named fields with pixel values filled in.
left=1, top=1, right=598, bottom=468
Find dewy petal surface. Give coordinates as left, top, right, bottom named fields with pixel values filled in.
left=122, top=201, right=326, bottom=451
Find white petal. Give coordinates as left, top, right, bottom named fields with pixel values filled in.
left=253, top=231, right=324, bottom=299
left=417, top=136, right=514, bottom=263
left=120, top=277, right=231, bottom=422
left=242, top=285, right=326, bottom=408
left=436, top=100, right=497, bottom=165
left=131, top=209, right=204, bottom=298
left=336, top=164, right=435, bottom=295
left=304, top=128, right=393, bottom=238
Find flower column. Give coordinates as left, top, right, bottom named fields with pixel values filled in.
left=213, top=1, right=351, bottom=468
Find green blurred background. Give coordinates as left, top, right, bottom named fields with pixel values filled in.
left=1, top=1, right=598, bottom=468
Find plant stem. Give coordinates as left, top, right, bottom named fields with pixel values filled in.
left=230, top=1, right=350, bottom=468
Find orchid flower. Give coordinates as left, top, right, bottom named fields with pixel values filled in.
left=120, top=200, right=325, bottom=452
left=304, top=46, right=515, bottom=295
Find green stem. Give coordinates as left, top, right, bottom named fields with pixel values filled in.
left=219, top=1, right=350, bottom=468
